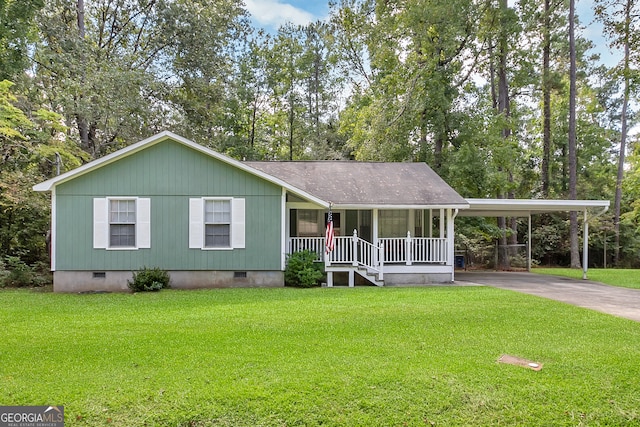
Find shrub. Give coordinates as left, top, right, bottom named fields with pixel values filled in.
left=285, top=250, right=324, bottom=288
left=128, top=267, right=170, bottom=292
left=1, top=256, right=35, bottom=287
left=0, top=258, right=9, bottom=287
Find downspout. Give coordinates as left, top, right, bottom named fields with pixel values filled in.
left=582, top=205, right=609, bottom=280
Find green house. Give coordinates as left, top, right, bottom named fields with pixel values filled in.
left=34, top=131, right=471, bottom=292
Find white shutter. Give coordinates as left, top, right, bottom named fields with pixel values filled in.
left=189, top=198, right=204, bottom=249
left=232, top=198, right=245, bottom=249
left=137, top=198, right=151, bottom=249
left=93, top=198, right=108, bottom=249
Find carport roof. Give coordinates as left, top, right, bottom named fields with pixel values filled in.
left=459, top=198, right=610, bottom=217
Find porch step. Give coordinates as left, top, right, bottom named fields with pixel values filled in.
left=355, top=267, right=384, bottom=287
left=325, top=265, right=384, bottom=287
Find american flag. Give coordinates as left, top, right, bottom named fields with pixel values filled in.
left=325, top=207, right=335, bottom=254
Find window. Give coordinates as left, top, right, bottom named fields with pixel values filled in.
left=204, top=199, right=231, bottom=248
left=298, top=210, right=320, bottom=237
left=189, top=198, right=245, bottom=250
left=379, top=210, right=408, bottom=238
left=93, top=197, right=151, bottom=250
left=109, top=199, right=136, bottom=247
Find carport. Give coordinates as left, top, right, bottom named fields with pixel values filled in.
left=458, top=199, right=610, bottom=279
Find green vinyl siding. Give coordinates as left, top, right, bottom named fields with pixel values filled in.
left=54, top=140, right=282, bottom=271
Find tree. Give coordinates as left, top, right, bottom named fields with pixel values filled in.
left=32, top=0, right=249, bottom=157
left=332, top=0, right=480, bottom=166
left=165, top=0, right=251, bottom=149
left=0, top=0, right=44, bottom=80
left=594, top=0, right=640, bottom=265
left=0, top=80, right=85, bottom=264
left=568, top=0, right=581, bottom=268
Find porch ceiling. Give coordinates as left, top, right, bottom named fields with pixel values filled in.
left=459, top=198, right=610, bottom=217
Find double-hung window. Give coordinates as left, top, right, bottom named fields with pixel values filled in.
left=204, top=199, right=231, bottom=248
left=189, top=197, right=245, bottom=250
left=109, top=199, right=136, bottom=247
left=93, top=197, right=151, bottom=250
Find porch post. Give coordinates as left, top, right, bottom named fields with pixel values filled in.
left=408, top=209, right=415, bottom=235
left=406, top=231, right=412, bottom=266
left=352, top=229, right=358, bottom=267
left=583, top=209, right=588, bottom=280
left=378, top=242, right=384, bottom=280
left=372, top=208, right=379, bottom=247
left=439, top=208, right=445, bottom=238
left=428, top=209, right=433, bottom=237
left=527, top=213, right=532, bottom=272
left=447, top=208, right=455, bottom=281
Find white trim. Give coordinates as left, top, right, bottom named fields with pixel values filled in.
left=331, top=203, right=469, bottom=210
left=286, top=202, right=327, bottom=210
left=32, top=131, right=329, bottom=208
left=461, top=198, right=610, bottom=216
left=383, top=264, right=451, bottom=274
left=51, top=189, right=57, bottom=271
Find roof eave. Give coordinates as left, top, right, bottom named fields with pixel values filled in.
left=332, top=203, right=470, bottom=210
left=460, top=198, right=611, bottom=217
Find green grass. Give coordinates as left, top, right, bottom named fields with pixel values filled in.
left=1, top=287, right=640, bottom=426
left=533, top=267, right=640, bottom=289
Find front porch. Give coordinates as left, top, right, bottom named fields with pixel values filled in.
left=286, top=207, right=458, bottom=286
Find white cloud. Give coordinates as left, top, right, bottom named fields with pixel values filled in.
left=244, top=0, right=317, bottom=28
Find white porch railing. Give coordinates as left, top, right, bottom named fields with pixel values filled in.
left=379, top=233, right=448, bottom=264
left=287, top=232, right=448, bottom=267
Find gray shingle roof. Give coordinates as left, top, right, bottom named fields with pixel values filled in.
left=245, top=161, right=467, bottom=208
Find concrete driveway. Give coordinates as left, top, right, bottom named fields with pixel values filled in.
left=455, top=271, right=640, bottom=322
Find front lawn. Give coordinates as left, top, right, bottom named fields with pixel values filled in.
left=533, top=267, right=640, bottom=289
left=1, top=287, right=639, bottom=426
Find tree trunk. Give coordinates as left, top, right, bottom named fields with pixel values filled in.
left=249, top=98, right=257, bottom=151
left=613, top=0, right=632, bottom=266
left=75, top=0, right=92, bottom=155
left=541, top=0, right=552, bottom=197
left=497, top=0, right=512, bottom=270
left=288, top=86, right=294, bottom=160
left=568, top=0, right=581, bottom=268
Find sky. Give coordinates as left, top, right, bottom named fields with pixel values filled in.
left=244, top=0, right=621, bottom=68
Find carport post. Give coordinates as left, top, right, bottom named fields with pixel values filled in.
left=527, top=214, right=531, bottom=272
left=583, top=209, right=588, bottom=280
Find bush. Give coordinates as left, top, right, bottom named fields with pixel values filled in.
left=285, top=250, right=324, bottom=288
left=1, top=256, right=34, bottom=287
left=128, top=267, right=170, bottom=292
